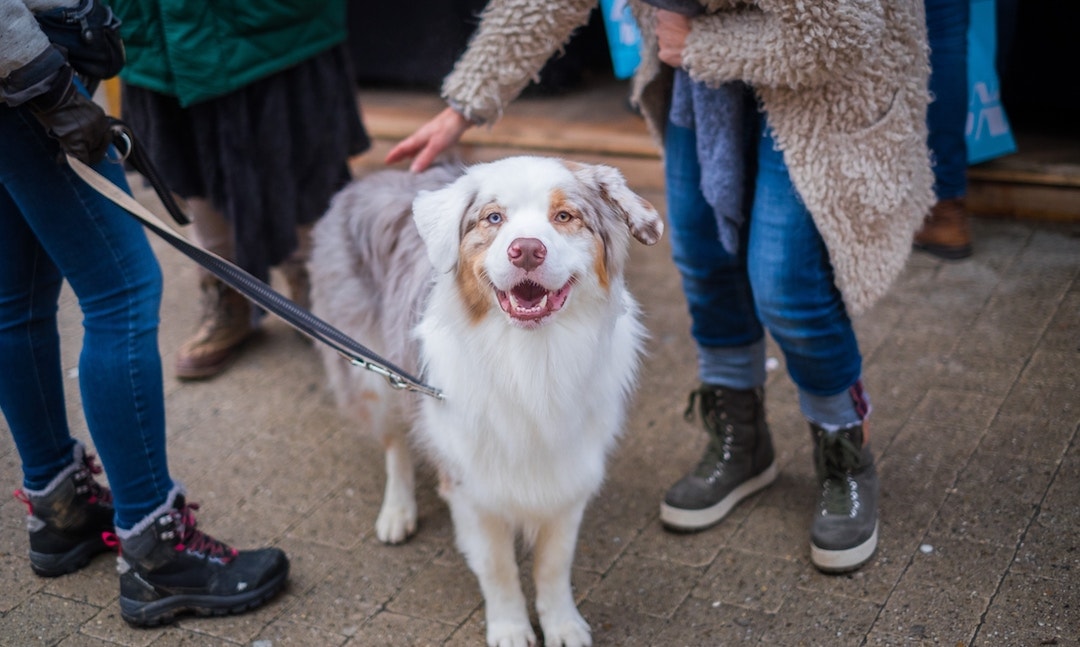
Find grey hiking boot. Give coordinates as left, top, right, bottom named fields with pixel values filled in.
left=113, top=493, right=289, bottom=627
left=809, top=422, right=879, bottom=573
left=661, top=385, right=778, bottom=531
left=14, top=443, right=114, bottom=577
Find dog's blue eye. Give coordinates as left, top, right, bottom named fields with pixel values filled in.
left=486, top=212, right=503, bottom=224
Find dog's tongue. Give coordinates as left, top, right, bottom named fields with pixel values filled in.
left=513, top=281, right=547, bottom=309
left=498, top=280, right=571, bottom=322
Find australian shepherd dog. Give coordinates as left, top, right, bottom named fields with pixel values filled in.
left=309, top=155, right=663, bottom=647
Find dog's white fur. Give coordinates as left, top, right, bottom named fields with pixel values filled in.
left=309, top=156, right=663, bottom=647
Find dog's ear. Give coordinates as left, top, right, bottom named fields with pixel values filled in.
left=578, top=164, right=664, bottom=246
left=412, top=177, right=475, bottom=273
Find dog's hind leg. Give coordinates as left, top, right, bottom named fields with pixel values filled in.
left=533, top=501, right=591, bottom=647
left=375, top=427, right=417, bottom=544
left=447, top=496, right=535, bottom=647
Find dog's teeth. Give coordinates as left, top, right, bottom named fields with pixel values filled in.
left=507, top=290, right=549, bottom=313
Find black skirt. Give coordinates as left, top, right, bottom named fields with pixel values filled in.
left=122, top=44, right=371, bottom=281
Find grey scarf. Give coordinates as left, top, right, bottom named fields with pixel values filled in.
left=669, top=70, right=755, bottom=254
left=644, top=0, right=756, bottom=253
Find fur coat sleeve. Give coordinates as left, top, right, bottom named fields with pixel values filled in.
left=439, top=0, right=597, bottom=124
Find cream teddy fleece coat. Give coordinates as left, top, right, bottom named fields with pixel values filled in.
left=441, top=0, right=935, bottom=316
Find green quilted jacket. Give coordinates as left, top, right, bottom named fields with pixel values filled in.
left=110, top=0, right=347, bottom=106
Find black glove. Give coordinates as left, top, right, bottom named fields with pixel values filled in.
left=1, top=46, right=111, bottom=165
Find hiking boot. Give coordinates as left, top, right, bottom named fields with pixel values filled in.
left=175, top=275, right=255, bottom=380
left=661, top=385, right=778, bottom=531
left=14, top=443, right=114, bottom=577
left=114, top=494, right=289, bottom=627
left=914, top=197, right=973, bottom=260
left=809, top=422, right=879, bottom=573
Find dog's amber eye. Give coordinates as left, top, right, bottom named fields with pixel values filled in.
left=484, top=212, right=503, bottom=225
left=554, top=211, right=573, bottom=223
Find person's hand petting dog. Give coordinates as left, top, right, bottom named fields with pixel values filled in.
left=384, top=105, right=471, bottom=173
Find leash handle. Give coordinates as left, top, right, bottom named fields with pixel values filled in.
left=108, top=119, right=190, bottom=226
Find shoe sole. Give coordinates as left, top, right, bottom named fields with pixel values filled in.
left=659, top=461, right=779, bottom=531
left=811, top=522, right=879, bottom=573
left=118, top=561, right=289, bottom=627
left=30, top=537, right=110, bottom=578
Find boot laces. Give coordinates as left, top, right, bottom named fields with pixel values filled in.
left=685, top=388, right=736, bottom=478
left=73, top=452, right=113, bottom=507
left=12, top=489, right=32, bottom=514
left=169, top=501, right=238, bottom=562
left=11, top=451, right=112, bottom=513
left=816, top=433, right=862, bottom=517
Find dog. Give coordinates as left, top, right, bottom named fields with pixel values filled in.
left=309, top=155, right=663, bottom=647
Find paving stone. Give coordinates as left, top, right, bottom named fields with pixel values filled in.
left=929, top=452, right=1055, bottom=547
left=762, top=586, right=881, bottom=647
left=872, top=583, right=985, bottom=646
left=974, top=570, right=1079, bottom=647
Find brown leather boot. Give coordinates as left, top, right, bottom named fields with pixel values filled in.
left=175, top=275, right=255, bottom=380
left=914, top=197, right=973, bottom=260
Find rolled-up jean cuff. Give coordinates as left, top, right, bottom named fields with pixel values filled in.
left=697, top=339, right=767, bottom=389
left=800, top=379, right=871, bottom=429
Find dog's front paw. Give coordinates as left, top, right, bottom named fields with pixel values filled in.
left=375, top=500, right=416, bottom=544
left=541, top=609, right=592, bottom=647
left=486, top=619, right=536, bottom=647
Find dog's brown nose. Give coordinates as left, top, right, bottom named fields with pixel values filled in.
left=508, top=237, right=546, bottom=271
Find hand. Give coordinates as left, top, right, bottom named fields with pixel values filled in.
left=384, top=106, right=472, bottom=173
left=29, top=63, right=111, bottom=165
left=655, top=10, right=691, bottom=68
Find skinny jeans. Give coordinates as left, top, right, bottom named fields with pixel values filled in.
left=0, top=100, right=174, bottom=530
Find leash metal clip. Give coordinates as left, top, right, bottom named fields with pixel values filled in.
left=343, top=353, right=446, bottom=400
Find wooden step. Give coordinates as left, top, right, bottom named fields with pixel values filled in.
left=967, top=132, right=1080, bottom=221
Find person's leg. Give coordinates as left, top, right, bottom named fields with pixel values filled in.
left=1, top=104, right=288, bottom=620
left=0, top=185, right=78, bottom=486
left=0, top=105, right=142, bottom=575
left=0, top=105, right=175, bottom=528
left=916, top=0, right=973, bottom=259
left=747, top=122, right=878, bottom=573
left=659, top=120, right=777, bottom=532
left=174, top=197, right=255, bottom=380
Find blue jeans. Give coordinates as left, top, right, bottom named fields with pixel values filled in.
left=0, top=103, right=175, bottom=530
left=925, top=0, right=970, bottom=201
left=664, top=118, right=864, bottom=425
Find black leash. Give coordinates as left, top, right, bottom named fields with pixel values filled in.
left=67, top=119, right=443, bottom=400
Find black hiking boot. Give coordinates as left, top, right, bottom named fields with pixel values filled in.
left=114, top=494, right=289, bottom=627
left=15, top=443, right=114, bottom=577
left=809, top=422, right=879, bottom=573
left=661, top=385, right=778, bottom=531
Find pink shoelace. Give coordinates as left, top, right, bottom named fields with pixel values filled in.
left=171, top=501, right=238, bottom=561
left=103, top=500, right=238, bottom=563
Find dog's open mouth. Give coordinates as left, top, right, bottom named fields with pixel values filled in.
left=496, top=279, right=572, bottom=323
